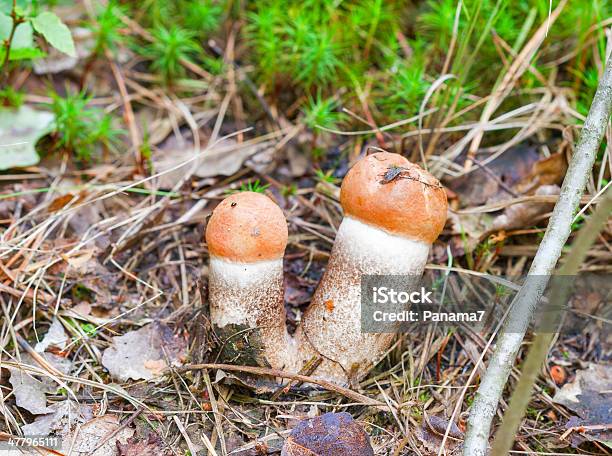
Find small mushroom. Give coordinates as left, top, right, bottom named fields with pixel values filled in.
left=205, top=191, right=299, bottom=371
left=299, top=152, right=448, bottom=385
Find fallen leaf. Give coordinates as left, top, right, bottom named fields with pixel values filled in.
left=65, top=249, right=96, bottom=271
left=101, top=323, right=186, bottom=381
left=116, top=433, right=171, bottom=456
left=59, top=414, right=135, bottom=456
left=8, top=352, right=73, bottom=415
left=143, top=359, right=168, bottom=376
left=22, top=400, right=93, bottom=436
left=415, top=415, right=463, bottom=455
left=8, top=366, right=53, bottom=414
left=515, top=152, right=567, bottom=193
left=35, top=318, right=68, bottom=353
left=281, top=412, right=374, bottom=456
left=449, top=185, right=560, bottom=249
left=48, top=193, right=77, bottom=212
left=490, top=185, right=560, bottom=231
left=0, top=105, right=54, bottom=170
left=446, top=144, right=540, bottom=206
left=287, top=146, right=309, bottom=177
left=153, top=138, right=274, bottom=188
left=553, top=363, right=612, bottom=447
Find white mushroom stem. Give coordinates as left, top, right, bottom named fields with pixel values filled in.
left=299, top=217, right=430, bottom=385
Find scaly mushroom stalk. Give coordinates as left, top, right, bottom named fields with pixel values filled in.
left=299, top=152, right=448, bottom=385
left=205, top=191, right=299, bottom=371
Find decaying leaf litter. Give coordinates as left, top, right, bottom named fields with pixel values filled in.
left=0, top=1, right=611, bottom=455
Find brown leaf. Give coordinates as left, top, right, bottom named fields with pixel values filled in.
left=281, top=412, right=374, bottom=456
left=490, top=185, right=560, bottom=231
left=116, top=433, right=170, bottom=456
left=416, top=415, right=463, bottom=455
left=515, top=152, right=568, bottom=193
left=553, top=363, right=612, bottom=446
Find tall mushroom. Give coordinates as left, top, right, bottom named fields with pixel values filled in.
left=299, top=152, right=448, bottom=385
left=205, top=191, right=299, bottom=371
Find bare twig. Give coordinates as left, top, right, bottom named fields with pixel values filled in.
left=464, top=51, right=612, bottom=455
left=175, top=363, right=386, bottom=408
left=491, top=189, right=612, bottom=455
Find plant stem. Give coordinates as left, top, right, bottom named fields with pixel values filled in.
left=463, top=51, right=612, bottom=455
left=491, top=189, right=612, bottom=456
left=1, top=0, right=20, bottom=86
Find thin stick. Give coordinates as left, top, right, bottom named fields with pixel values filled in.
left=175, top=363, right=386, bottom=408
left=491, top=190, right=612, bottom=455
left=463, top=52, right=612, bottom=455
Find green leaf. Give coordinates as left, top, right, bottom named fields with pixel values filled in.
left=0, top=13, right=34, bottom=48
left=3, top=47, right=46, bottom=61
left=12, top=21, right=34, bottom=48
left=31, top=11, right=75, bottom=57
left=0, top=14, right=41, bottom=61
left=0, top=106, right=54, bottom=170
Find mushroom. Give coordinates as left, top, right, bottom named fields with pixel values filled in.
left=205, top=191, right=299, bottom=371
left=298, top=152, right=448, bottom=385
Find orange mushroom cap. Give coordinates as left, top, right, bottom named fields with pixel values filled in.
left=205, top=191, right=288, bottom=262
left=340, top=152, right=448, bottom=244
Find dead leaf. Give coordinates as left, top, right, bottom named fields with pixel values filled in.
left=22, top=400, right=93, bottom=436
left=116, top=433, right=171, bottom=456
left=59, top=414, right=135, bottom=456
left=281, top=412, right=374, bottom=456
left=143, top=359, right=168, bottom=376
left=64, top=249, right=95, bottom=271
left=35, top=318, right=68, bottom=353
left=48, top=193, right=77, bottom=212
left=153, top=138, right=274, bottom=188
left=490, top=185, right=560, bottom=231
left=0, top=105, right=54, bottom=170
left=287, top=146, right=309, bottom=177
left=447, top=145, right=540, bottom=206
left=415, top=415, right=463, bottom=455
left=101, top=323, right=186, bottom=381
left=8, top=352, right=73, bottom=414
left=8, top=367, right=53, bottom=414
left=515, top=152, right=568, bottom=193
left=450, top=185, right=560, bottom=249
left=553, top=363, right=612, bottom=446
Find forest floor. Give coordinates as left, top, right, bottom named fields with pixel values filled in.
left=0, top=1, right=610, bottom=455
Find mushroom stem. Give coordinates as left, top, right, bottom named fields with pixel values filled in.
left=208, top=257, right=297, bottom=370
left=298, top=217, right=430, bottom=384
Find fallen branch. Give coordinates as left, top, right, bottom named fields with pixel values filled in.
left=175, top=363, right=386, bottom=408
left=463, top=52, right=612, bottom=455
left=491, top=189, right=612, bottom=455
